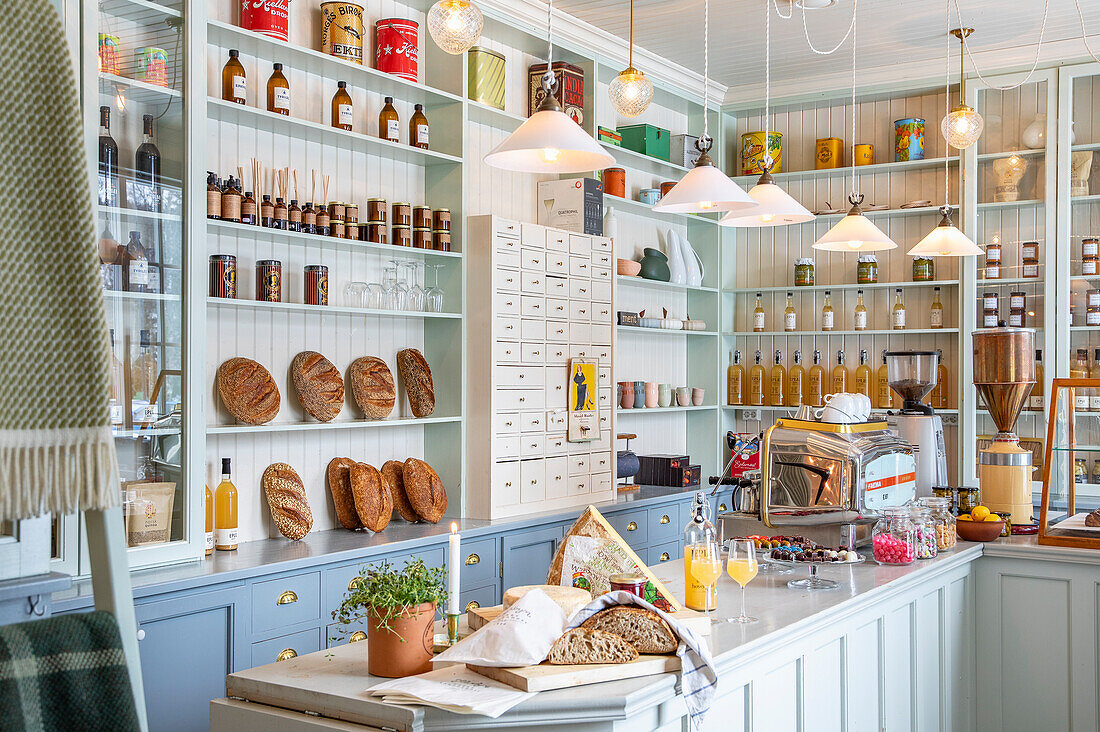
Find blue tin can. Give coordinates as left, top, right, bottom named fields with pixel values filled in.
left=639, top=188, right=661, bottom=205
left=894, top=118, right=926, bottom=161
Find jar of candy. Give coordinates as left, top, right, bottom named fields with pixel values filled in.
left=872, top=507, right=916, bottom=565
left=909, top=506, right=938, bottom=559
left=920, top=496, right=957, bottom=551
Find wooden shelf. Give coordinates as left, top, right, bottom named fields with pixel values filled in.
left=734, top=155, right=958, bottom=184
left=728, top=328, right=959, bottom=336
left=99, top=73, right=180, bottom=106
left=616, top=276, right=718, bottom=294
left=727, top=280, right=959, bottom=295
left=207, top=415, right=461, bottom=435
left=208, top=219, right=463, bottom=260
left=207, top=98, right=463, bottom=166
left=207, top=298, right=462, bottom=319
left=617, top=325, right=718, bottom=337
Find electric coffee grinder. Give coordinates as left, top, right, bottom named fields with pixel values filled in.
left=973, top=325, right=1035, bottom=526
left=884, top=350, right=948, bottom=498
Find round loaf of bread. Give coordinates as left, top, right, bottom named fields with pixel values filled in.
left=396, top=348, right=435, bottom=418
left=216, top=358, right=280, bottom=425
left=262, top=463, right=313, bottom=541
left=402, top=458, right=447, bottom=523
left=351, top=462, right=391, bottom=533
left=381, top=459, right=419, bottom=522
left=348, top=357, right=395, bottom=420
left=326, top=457, right=362, bottom=530
left=503, top=585, right=591, bottom=618
left=291, top=351, right=344, bottom=422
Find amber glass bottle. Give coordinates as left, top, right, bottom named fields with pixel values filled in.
left=876, top=349, right=893, bottom=409
left=787, top=350, right=805, bottom=406
left=726, top=350, right=744, bottom=406
left=410, top=103, right=429, bottom=148
left=854, top=349, right=872, bottom=399
left=767, top=350, right=786, bottom=407
left=748, top=351, right=765, bottom=406
left=222, top=49, right=246, bottom=104
left=807, top=350, right=825, bottom=407
left=380, top=96, right=400, bottom=142
left=267, top=62, right=290, bottom=115
left=332, top=81, right=353, bottom=131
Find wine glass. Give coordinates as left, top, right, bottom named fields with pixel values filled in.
left=725, top=539, right=759, bottom=624
left=688, top=541, right=722, bottom=624
left=405, top=262, right=426, bottom=312
left=425, top=263, right=445, bottom=313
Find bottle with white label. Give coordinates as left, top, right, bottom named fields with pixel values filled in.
left=1071, top=350, right=1090, bottom=410
left=267, top=62, right=290, bottom=115
left=410, top=103, right=429, bottom=149
left=891, top=288, right=906, bottom=330
left=1090, top=349, right=1100, bottom=411
left=783, top=291, right=797, bottom=332
left=854, top=289, right=868, bottom=330
left=214, top=458, right=238, bottom=551
left=821, top=290, right=834, bottom=331
left=332, top=81, right=353, bottom=131
left=222, top=49, right=246, bottom=105
left=752, top=293, right=765, bottom=332
left=380, top=96, right=400, bottom=143
left=930, top=286, right=944, bottom=328
left=1087, top=288, right=1100, bottom=326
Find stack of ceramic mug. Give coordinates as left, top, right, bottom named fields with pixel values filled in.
left=618, top=381, right=705, bottom=409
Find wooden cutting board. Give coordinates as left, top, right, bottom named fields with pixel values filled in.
left=468, top=604, right=711, bottom=637
left=467, top=654, right=681, bottom=692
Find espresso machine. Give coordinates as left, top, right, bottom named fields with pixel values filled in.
left=883, top=350, right=949, bottom=498
left=973, top=326, right=1036, bottom=526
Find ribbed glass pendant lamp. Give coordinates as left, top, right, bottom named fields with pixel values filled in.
left=720, top=0, right=812, bottom=227
left=484, top=0, right=615, bottom=173
left=608, top=0, right=654, bottom=118
left=813, top=4, right=896, bottom=252
left=653, top=0, right=755, bottom=214
left=940, top=28, right=983, bottom=150
left=427, top=0, right=484, bottom=55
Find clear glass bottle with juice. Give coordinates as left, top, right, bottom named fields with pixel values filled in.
left=854, top=349, right=872, bottom=399
left=748, top=350, right=765, bottom=406
left=768, top=350, right=786, bottom=406
left=683, top=492, right=718, bottom=612
left=214, top=457, right=238, bottom=551
left=831, top=349, right=848, bottom=396
left=787, top=349, right=805, bottom=406
left=807, top=349, right=825, bottom=407
left=727, top=350, right=744, bottom=405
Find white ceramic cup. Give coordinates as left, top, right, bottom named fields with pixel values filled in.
left=852, top=392, right=872, bottom=420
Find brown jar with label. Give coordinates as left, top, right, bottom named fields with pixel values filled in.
left=1008, top=291, right=1026, bottom=327
left=207, top=173, right=222, bottom=219
left=330, top=218, right=345, bottom=239
left=413, top=206, right=431, bottom=229
left=288, top=200, right=302, bottom=232
left=379, top=96, right=399, bottom=142
left=274, top=198, right=288, bottom=230
left=302, top=202, right=316, bottom=234
left=260, top=195, right=274, bottom=227
left=410, top=103, right=429, bottom=149
left=221, top=177, right=242, bottom=223
left=328, top=201, right=345, bottom=222
left=432, top=229, right=451, bottom=252
left=413, top=227, right=431, bottom=249
left=345, top=222, right=359, bottom=240
left=984, top=243, right=1002, bottom=279
left=240, top=190, right=257, bottom=225
left=392, top=202, right=412, bottom=227
left=367, top=198, right=386, bottom=223
left=332, top=81, right=353, bottom=131
left=392, top=225, right=411, bottom=247
left=365, top=222, right=387, bottom=244
left=1088, top=289, right=1100, bottom=326
left=345, top=203, right=358, bottom=225
left=222, top=49, right=246, bottom=105
left=316, top=206, right=330, bottom=236
left=982, top=292, right=999, bottom=327
left=266, top=62, right=290, bottom=115
left=433, top=208, right=450, bottom=232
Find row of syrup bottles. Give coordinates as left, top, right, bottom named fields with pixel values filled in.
left=727, top=348, right=951, bottom=410
left=204, top=458, right=238, bottom=556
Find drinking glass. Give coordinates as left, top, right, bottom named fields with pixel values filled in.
left=725, top=539, right=759, bottom=624
left=343, top=281, right=367, bottom=308
left=425, top=263, right=445, bottom=313
left=405, top=262, right=426, bottom=312
left=381, top=265, right=400, bottom=310
left=365, top=282, right=385, bottom=310
left=688, top=541, right=722, bottom=624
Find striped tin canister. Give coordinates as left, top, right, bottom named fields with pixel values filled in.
left=304, top=265, right=329, bottom=306
left=256, top=260, right=282, bottom=303
left=468, top=46, right=505, bottom=110
left=209, top=255, right=236, bottom=299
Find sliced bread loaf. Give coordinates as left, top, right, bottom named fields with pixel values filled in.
left=580, top=607, right=677, bottom=654
left=547, top=628, right=638, bottom=665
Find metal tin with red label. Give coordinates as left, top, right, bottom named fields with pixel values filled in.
left=529, top=62, right=584, bottom=125
left=209, top=255, right=236, bottom=299
left=304, top=265, right=328, bottom=306
left=241, top=0, right=291, bottom=43
left=375, top=19, right=419, bottom=82
left=256, top=260, right=282, bottom=302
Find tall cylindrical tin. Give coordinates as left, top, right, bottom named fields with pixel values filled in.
left=209, top=255, right=236, bottom=299
left=321, top=2, right=365, bottom=64
left=468, top=46, right=505, bottom=110
left=815, top=137, right=843, bottom=169
left=602, top=167, right=625, bottom=198
left=256, top=260, right=282, bottom=303
left=740, top=131, right=782, bottom=175
left=134, top=47, right=168, bottom=87
left=98, top=34, right=121, bottom=75
left=894, top=118, right=926, bottom=162
left=240, top=0, right=291, bottom=42
left=304, top=265, right=329, bottom=306
left=375, top=19, right=419, bottom=82
left=854, top=144, right=875, bottom=166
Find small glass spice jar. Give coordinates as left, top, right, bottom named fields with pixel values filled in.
left=256, top=260, right=282, bottom=303
left=857, top=254, right=878, bottom=284
left=794, top=257, right=815, bottom=286
left=412, top=227, right=431, bottom=249
left=302, top=202, right=317, bottom=234
left=919, top=496, right=957, bottom=551
left=956, top=487, right=980, bottom=516
left=288, top=200, right=302, bottom=232
left=1084, top=252, right=1099, bottom=277
left=344, top=222, right=359, bottom=241
left=316, top=205, right=331, bottom=237
left=344, top=202, right=358, bottom=225
left=209, top=254, right=236, bottom=299
left=367, top=198, right=387, bottom=224
left=872, top=507, right=916, bottom=565
left=329, top=218, right=345, bottom=239
left=392, top=225, right=411, bottom=247
left=432, top=229, right=451, bottom=252
left=433, top=208, right=451, bottom=232
left=328, top=201, right=345, bottom=222
left=304, top=264, right=328, bottom=306
left=994, top=511, right=1012, bottom=537
left=909, top=506, right=938, bottom=559
left=912, top=255, right=935, bottom=281
left=392, top=202, right=412, bottom=227
left=412, top=205, right=431, bottom=229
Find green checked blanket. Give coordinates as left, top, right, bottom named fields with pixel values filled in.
left=0, top=611, right=139, bottom=731
left=0, top=0, right=118, bottom=519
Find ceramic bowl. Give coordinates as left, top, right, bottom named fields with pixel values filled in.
left=617, top=259, right=641, bottom=276
left=955, top=518, right=1004, bottom=542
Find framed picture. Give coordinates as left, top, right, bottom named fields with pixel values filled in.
left=567, top=358, right=600, bottom=442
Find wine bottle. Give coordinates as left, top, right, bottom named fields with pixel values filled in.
left=135, top=114, right=161, bottom=212
left=98, top=106, right=119, bottom=207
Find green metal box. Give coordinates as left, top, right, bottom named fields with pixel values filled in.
left=616, top=123, right=671, bottom=162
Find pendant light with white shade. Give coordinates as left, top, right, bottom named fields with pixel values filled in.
left=607, top=0, right=654, bottom=118
left=483, top=0, right=615, bottom=174
left=812, top=2, right=897, bottom=252
left=719, top=0, right=813, bottom=227
left=652, top=0, right=755, bottom=214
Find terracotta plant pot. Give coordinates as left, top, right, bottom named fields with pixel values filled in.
left=365, top=601, right=436, bottom=678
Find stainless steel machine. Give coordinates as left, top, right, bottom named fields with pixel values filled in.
left=884, top=350, right=949, bottom=498
left=718, top=414, right=917, bottom=549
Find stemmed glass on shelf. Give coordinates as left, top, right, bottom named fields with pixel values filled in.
left=425, top=263, right=445, bottom=313
left=405, top=262, right=426, bottom=312
left=725, top=539, right=759, bottom=624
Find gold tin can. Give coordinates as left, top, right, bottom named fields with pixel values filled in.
left=815, top=137, right=843, bottom=169
left=740, top=131, right=782, bottom=175
left=854, top=143, right=875, bottom=166
left=320, top=2, right=365, bottom=64
left=468, top=46, right=505, bottom=110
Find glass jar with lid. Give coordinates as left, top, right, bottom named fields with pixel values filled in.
left=910, top=506, right=938, bottom=559
left=920, top=496, right=957, bottom=550
left=912, top=255, right=935, bottom=281
left=956, top=486, right=980, bottom=516
left=857, top=254, right=878, bottom=284
left=872, top=507, right=916, bottom=565
left=794, top=258, right=815, bottom=286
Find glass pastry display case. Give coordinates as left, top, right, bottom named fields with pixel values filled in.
left=1039, top=379, right=1100, bottom=549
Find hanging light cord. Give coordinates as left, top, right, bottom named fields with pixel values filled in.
left=543, top=0, right=555, bottom=90
left=951, top=0, right=1049, bottom=92
left=628, top=0, right=634, bottom=69
left=849, top=0, right=858, bottom=201
left=1074, top=0, right=1100, bottom=64
left=943, top=0, right=952, bottom=211
left=762, top=0, right=771, bottom=169
left=701, top=0, right=710, bottom=147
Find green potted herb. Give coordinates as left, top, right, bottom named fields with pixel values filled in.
left=331, top=559, right=447, bottom=678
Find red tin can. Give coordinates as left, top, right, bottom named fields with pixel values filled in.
left=240, top=0, right=291, bottom=43
left=659, top=181, right=677, bottom=199
left=256, top=260, right=282, bottom=303
left=304, top=265, right=328, bottom=306
left=602, top=167, right=625, bottom=198
left=375, top=19, right=419, bottom=82
left=209, top=255, right=236, bottom=299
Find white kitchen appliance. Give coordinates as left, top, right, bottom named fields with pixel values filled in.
left=884, top=351, right=948, bottom=499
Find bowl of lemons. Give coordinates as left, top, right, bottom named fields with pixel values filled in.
left=955, top=505, right=1004, bottom=542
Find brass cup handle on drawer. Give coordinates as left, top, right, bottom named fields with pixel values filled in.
left=277, top=590, right=298, bottom=605
left=465, top=600, right=481, bottom=612
left=627, top=521, right=638, bottom=531
left=276, top=648, right=298, bottom=662
left=349, top=631, right=367, bottom=643
left=465, top=553, right=480, bottom=566
left=347, top=578, right=362, bottom=592
left=719, top=503, right=728, bottom=512
left=660, top=514, right=671, bottom=524
left=660, top=552, right=671, bottom=562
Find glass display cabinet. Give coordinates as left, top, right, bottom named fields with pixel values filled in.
left=1039, top=379, right=1100, bottom=549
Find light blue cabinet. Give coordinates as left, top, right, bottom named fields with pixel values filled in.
left=502, top=524, right=567, bottom=589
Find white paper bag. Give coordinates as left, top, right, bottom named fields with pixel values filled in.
left=434, top=588, right=565, bottom=667
left=368, top=665, right=535, bottom=717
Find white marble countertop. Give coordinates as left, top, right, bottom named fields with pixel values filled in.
left=223, top=541, right=990, bottom=731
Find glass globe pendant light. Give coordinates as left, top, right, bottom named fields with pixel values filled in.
left=484, top=0, right=615, bottom=174
left=427, top=0, right=484, bottom=55
left=608, top=0, right=654, bottom=118
left=940, top=28, right=983, bottom=149
left=653, top=0, right=755, bottom=214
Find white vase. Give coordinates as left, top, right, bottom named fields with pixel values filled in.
left=666, top=229, right=687, bottom=284
left=1022, top=114, right=1046, bottom=149
left=678, top=233, right=703, bottom=286
left=604, top=206, right=617, bottom=243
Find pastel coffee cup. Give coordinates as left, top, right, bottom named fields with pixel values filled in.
left=645, top=382, right=659, bottom=408
left=692, top=387, right=705, bottom=406
left=658, top=383, right=672, bottom=408
left=676, top=386, right=691, bottom=406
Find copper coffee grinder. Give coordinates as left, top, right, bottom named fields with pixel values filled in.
left=972, top=325, right=1035, bottom=526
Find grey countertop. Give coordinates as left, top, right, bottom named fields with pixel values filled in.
left=53, top=483, right=706, bottom=609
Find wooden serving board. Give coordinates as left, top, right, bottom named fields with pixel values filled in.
left=468, top=605, right=711, bottom=637
left=467, top=655, right=681, bottom=692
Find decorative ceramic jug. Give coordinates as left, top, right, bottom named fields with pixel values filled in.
left=678, top=232, right=704, bottom=286
left=639, top=247, right=671, bottom=281
left=666, top=230, right=687, bottom=284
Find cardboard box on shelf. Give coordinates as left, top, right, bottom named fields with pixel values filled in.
left=537, top=178, right=604, bottom=235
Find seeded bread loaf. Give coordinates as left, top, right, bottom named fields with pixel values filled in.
left=291, top=351, right=344, bottom=422
left=382, top=459, right=419, bottom=522
left=351, top=462, right=392, bottom=533
left=326, top=457, right=362, bottom=530
left=580, top=607, right=677, bottom=654
left=348, top=356, right=396, bottom=419
left=216, top=358, right=280, bottom=425
left=396, top=348, right=435, bottom=417
left=262, top=463, right=313, bottom=541
left=402, top=458, right=447, bottom=523
left=548, top=628, right=638, bottom=665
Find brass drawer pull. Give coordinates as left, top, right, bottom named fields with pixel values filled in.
left=627, top=521, right=638, bottom=531
left=660, top=514, right=671, bottom=524
left=660, top=552, right=671, bottom=562
left=719, top=503, right=728, bottom=512
left=347, top=578, right=361, bottom=592
left=504, top=481, right=512, bottom=487
left=465, top=553, right=480, bottom=566
left=276, top=648, right=297, bottom=662
left=465, top=600, right=481, bottom=612
left=277, top=590, right=298, bottom=605
left=349, top=631, right=367, bottom=643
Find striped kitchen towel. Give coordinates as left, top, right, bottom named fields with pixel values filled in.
left=567, top=590, right=717, bottom=730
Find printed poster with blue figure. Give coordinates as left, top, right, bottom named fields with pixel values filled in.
left=567, top=358, right=599, bottom=442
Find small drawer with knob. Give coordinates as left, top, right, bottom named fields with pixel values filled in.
left=251, top=627, right=320, bottom=666
left=520, top=270, right=545, bottom=294
left=520, top=295, right=545, bottom=318
left=493, top=267, right=519, bottom=293
left=649, top=505, right=680, bottom=544
left=546, top=297, right=570, bottom=320
left=495, top=365, right=544, bottom=388
left=520, top=410, right=545, bottom=433
left=544, top=456, right=568, bottom=498
left=569, top=256, right=591, bottom=278
left=251, top=572, right=320, bottom=635
left=520, top=342, right=545, bottom=364
left=494, top=293, right=520, bottom=317
left=460, top=583, right=502, bottom=615
left=325, top=621, right=367, bottom=649
left=520, top=459, right=546, bottom=503
left=608, top=510, right=648, bottom=549
left=520, top=247, right=545, bottom=272
left=493, top=460, right=520, bottom=506
left=494, top=411, right=520, bottom=435
left=493, top=340, right=519, bottom=364
left=647, top=541, right=681, bottom=567
left=458, top=537, right=499, bottom=587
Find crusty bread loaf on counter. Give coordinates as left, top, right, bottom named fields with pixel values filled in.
left=548, top=628, right=638, bottom=665
left=382, top=459, right=419, bottom=522
left=402, top=458, right=447, bottom=523
left=262, top=463, right=313, bottom=541
left=503, top=585, right=591, bottom=619
left=580, top=607, right=677, bottom=654
left=291, top=351, right=344, bottom=422
left=351, top=462, right=392, bottom=533
left=326, top=457, right=362, bottom=530
left=216, top=357, right=280, bottom=425
left=347, top=356, right=396, bottom=419
left=396, top=348, right=435, bottom=417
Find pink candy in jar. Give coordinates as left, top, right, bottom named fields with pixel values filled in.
left=873, top=533, right=915, bottom=564
left=871, top=507, right=916, bottom=565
